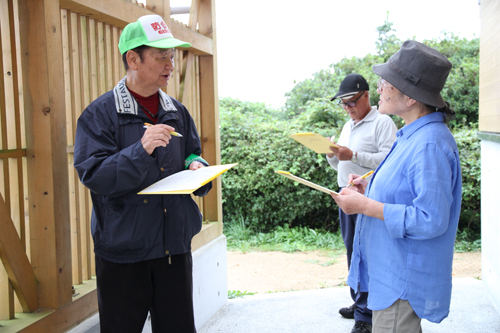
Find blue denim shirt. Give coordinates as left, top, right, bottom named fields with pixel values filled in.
left=347, top=112, right=462, bottom=323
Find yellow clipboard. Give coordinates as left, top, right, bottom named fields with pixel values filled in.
left=138, top=163, right=238, bottom=195
left=290, top=133, right=339, bottom=154
left=276, top=170, right=339, bottom=196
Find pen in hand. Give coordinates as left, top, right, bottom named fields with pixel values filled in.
left=346, top=170, right=374, bottom=188
left=143, top=123, right=183, bottom=137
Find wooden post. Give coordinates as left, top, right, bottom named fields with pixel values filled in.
left=17, top=0, right=72, bottom=309
left=198, top=0, right=222, bottom=222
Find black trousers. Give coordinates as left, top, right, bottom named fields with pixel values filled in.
left=95, top=253, right=196, bottom=333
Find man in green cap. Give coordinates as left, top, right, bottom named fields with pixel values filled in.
left=74, top=14, right=212, bottom=332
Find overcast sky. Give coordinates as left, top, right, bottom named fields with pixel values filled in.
left=170, top=0, right=481, bottom=108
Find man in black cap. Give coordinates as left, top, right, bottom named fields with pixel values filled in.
left=327, top=73, right=397, bottom=333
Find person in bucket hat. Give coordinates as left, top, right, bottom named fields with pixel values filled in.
left=331, top=40, right=462, bottom=333
left=326, top=73, right=397, bottom=333
left=74, top=14, right=211, bottom=332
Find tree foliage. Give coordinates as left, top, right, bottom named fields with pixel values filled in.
left=220, top=17, right=480, bottom=237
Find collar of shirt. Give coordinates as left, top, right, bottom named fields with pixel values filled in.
left=396, top=111, right=446, bottom=139
left=113, top=76, right=177, bottom=116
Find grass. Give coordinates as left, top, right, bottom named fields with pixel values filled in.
left=224, top=217, right=345, bottom=252
left=228, top=290, right=255, bottom=299
left=224, top=216, right=481, bottom=254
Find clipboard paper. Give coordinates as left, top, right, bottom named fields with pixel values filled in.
left=276, top=170, right=339, bottom=196
left=138, top=163, right=238, bottom=195
left=290, top=132, right=339, bottom=154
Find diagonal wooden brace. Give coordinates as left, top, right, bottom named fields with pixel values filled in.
left=0, top=193, right=38, bottom=312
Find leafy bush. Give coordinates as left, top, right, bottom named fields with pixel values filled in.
left=219, top=18, right=481, bottom=240
left=453, top=127, right=481, bottom=238
left=220, top=97, right=348, bottom=231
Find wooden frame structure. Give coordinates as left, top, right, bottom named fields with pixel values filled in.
left=0, top=0, right=221, bottom=331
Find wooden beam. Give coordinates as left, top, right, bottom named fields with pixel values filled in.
left=0, top=149, right=26, bottom=159
left=1, top=284, right=97, bottom=333
left=0, top=194, right=38, bottom=312
left=17, top=0, right=72, bottom=309
left=59, top=0, right=212, bottom=55
left=198, top=0, right=222, bottom=222
left=59, top=0, right=151, bottom=29
left=188, top=0, right=201, bottom=30
left=170, top=20, right=213, bottom=55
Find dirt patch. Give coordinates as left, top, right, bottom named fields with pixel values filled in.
left=227, top=250, right=481, bottom=294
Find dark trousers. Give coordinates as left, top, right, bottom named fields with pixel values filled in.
left=339, top=207, right=372, bottom=324
left=95, top=253, right=196, bottom=333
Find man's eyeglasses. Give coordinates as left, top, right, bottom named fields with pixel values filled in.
left=337, top=91, right=364, bottom=108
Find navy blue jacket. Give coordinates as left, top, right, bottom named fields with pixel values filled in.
left=74, top=77, right=212, bottom=263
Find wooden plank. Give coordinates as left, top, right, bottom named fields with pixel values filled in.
left=0, top=6, right=6, bottom=156
left=63, top=9, right=83, bottom=286
left=88, top=18, right=99, bottom=102
left=191, top=221, right=222, bottom=252
left=17, top=285, right=96, bottom=333
left=0, top=264, right=14, bottom=320
left=189, top=0, right=201, bottom=30
left=2, top=0, right=25, bottom=317
left=97, top=21, right=106, bottom=95
left=105, top=23, right=113, bottom=91
left=78, top=15, right=91, bottom=281
left=0, top=193, right=38, bottom=312
left=0, top=281, right=97, bottom=333
left=0, top=149, right=26, bottom=159
left=17, top=0, right=72, bottom=309
left=145, top=0, right=167, bottom=17
left=180, top=52, right=195, bottom=106
left=112, top=26, right=121, bottom=83
left=170, top=20, right=213, bottom=55
left=11, top=0, right=26, bottom=151
left=198, top=0, right=222, bottom=223
left=59, top=0, right=151, bottom=29
left=58, top=0, right=211, bottom=55
left=80, top=16, right=91, bottom=109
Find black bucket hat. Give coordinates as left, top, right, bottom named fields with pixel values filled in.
left=373, top=40, right=452, bottom=108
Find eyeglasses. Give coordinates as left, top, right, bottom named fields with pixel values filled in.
left=377, top=78, right=391, bottom=91
left=337, top=92, right=365, bottom=108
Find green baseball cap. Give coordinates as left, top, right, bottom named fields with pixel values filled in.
left=118, top=14, right=192, bottom=54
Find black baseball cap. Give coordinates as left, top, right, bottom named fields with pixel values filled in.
left=330, top=73, right=369, bottom=101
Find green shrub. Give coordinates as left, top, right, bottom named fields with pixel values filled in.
left=220, top=98, right=481, bottom=238
left=220, top=97, right=348, bottom=231
left=453, top=126, right=481, bottom=238
left=219, top=19, right=481, bottom=240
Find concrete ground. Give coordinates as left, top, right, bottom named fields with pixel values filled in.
left=73, top=277, right=499, bottom=332
left=200, top=277, right=500, bottom=333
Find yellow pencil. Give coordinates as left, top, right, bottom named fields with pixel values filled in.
left=346, top=170, right=374, bottom=188
left=143, top=123, right=183, bottom=137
